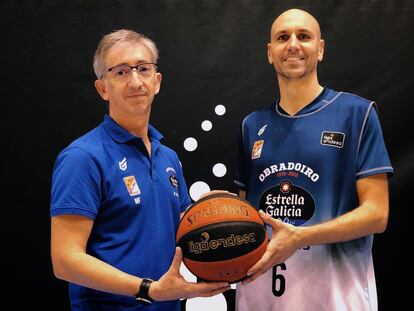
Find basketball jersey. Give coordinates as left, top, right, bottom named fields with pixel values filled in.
left=235, top=88, right=393, bottom=311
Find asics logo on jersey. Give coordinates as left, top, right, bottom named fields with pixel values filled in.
left=257, top=124, right=268, bottom=136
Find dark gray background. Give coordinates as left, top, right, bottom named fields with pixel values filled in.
left=1, top=1, right=412, bottom=310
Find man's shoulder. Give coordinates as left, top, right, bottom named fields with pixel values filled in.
left=157, top=143, right=181, bottom=160
left=242, top=105, right=273, bottom=126
left=59, top=125, right=106, bottom=161
left=68, top=126, right=104, bottom=150
left=333, top=90, right=373, bottom=108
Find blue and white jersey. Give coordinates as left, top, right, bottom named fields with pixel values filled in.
left=50, top=115, right=191, bottom=311
left=235, top=88, right=393, bottom=311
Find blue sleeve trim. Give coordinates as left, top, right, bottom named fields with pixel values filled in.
left=50, top=206, right=97, bottom=219
left=356, top=166, right=394, bottom=179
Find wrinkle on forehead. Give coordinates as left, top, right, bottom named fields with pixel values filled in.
left=271, top=9, right=321, bottom=39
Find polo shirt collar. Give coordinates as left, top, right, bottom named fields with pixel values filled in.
left=102, top=115, right=164, bottom=143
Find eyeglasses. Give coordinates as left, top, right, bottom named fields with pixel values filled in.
left=103, top=62, right=158, bottom=80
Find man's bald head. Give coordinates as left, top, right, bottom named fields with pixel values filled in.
left=271, top=9, right=322, bottom=41
left=266, top=8, right=325, bottom=83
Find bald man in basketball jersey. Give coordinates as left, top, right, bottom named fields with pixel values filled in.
left=235, top=9, right=393, bottom=311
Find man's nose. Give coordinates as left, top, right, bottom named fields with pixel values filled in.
left=287, top=35, right=300, bottom=49
left=128, top=70, right=144, bottom=87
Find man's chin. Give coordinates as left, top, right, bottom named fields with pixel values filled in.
left=131, top=104, right=151, bottom=115
left=279, top=71, right=307, bottom=80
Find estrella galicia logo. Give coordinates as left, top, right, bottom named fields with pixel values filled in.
left=259, top=180, right=315, bottom=225
left=320, top=131, right=345, bottom=148
left=169, top=174, right=179, bottom=189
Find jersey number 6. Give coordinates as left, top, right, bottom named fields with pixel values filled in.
left=272, top=263, right=286, bottom=297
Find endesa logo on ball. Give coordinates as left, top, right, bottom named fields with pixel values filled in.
left=188, top=231, right=257, bottom=255
left=178, top=221, right=265, bottom=262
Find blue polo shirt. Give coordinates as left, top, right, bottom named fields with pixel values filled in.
left=50, top=115, right=191, bottom=310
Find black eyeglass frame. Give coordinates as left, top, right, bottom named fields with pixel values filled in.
left=102, top=62, right=158, bottom=79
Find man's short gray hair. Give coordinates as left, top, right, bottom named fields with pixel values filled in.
left=93, top=29, right=159, bottom=79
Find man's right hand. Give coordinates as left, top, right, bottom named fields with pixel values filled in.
left=149, top=247, right=230, bottom=301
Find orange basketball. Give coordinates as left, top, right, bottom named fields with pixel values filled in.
left=176, top=194, right=268, bottom=283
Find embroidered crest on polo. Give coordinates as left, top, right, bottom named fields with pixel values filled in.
left=169, top=174, right=179, bottom=188
left=258, top=124, right=268, bottom=136
left=251, top=140, right=264, bottom=159
left=123, top=176, right=141, bottom=196
left=119, top=157, right=127, bottom=171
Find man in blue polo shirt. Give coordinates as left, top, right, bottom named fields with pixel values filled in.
left=50, top=29, right=229, bottom=311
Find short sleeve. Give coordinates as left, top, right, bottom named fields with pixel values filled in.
left=50, top=147, right=102, bottom=219
left=176, top=159, right=192, bottom=212
left=356, top=105, right=394, bottom=179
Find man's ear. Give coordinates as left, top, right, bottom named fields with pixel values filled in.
left=154, top=72, right=162, bottom=95
left=318, top=39, right=325, bottom=62
left=95, top=79, right=109, bottom=101
left=267, top=43, right=274, bottom=64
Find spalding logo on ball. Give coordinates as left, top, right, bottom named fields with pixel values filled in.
left=176, top=194, right=268, bottom=283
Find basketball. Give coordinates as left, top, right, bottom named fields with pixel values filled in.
left=176, top=194, right=268, bottom=283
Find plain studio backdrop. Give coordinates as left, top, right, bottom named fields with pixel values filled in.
left=1, top=1, right=412, bottom=310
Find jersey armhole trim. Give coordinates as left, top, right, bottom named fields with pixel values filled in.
left=356, top=101, right=375, bottom=161
left=234, top=180, right=247, bottom=189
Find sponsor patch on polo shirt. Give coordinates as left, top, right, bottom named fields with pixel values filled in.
left=123, top=175, right=141, bottom=196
